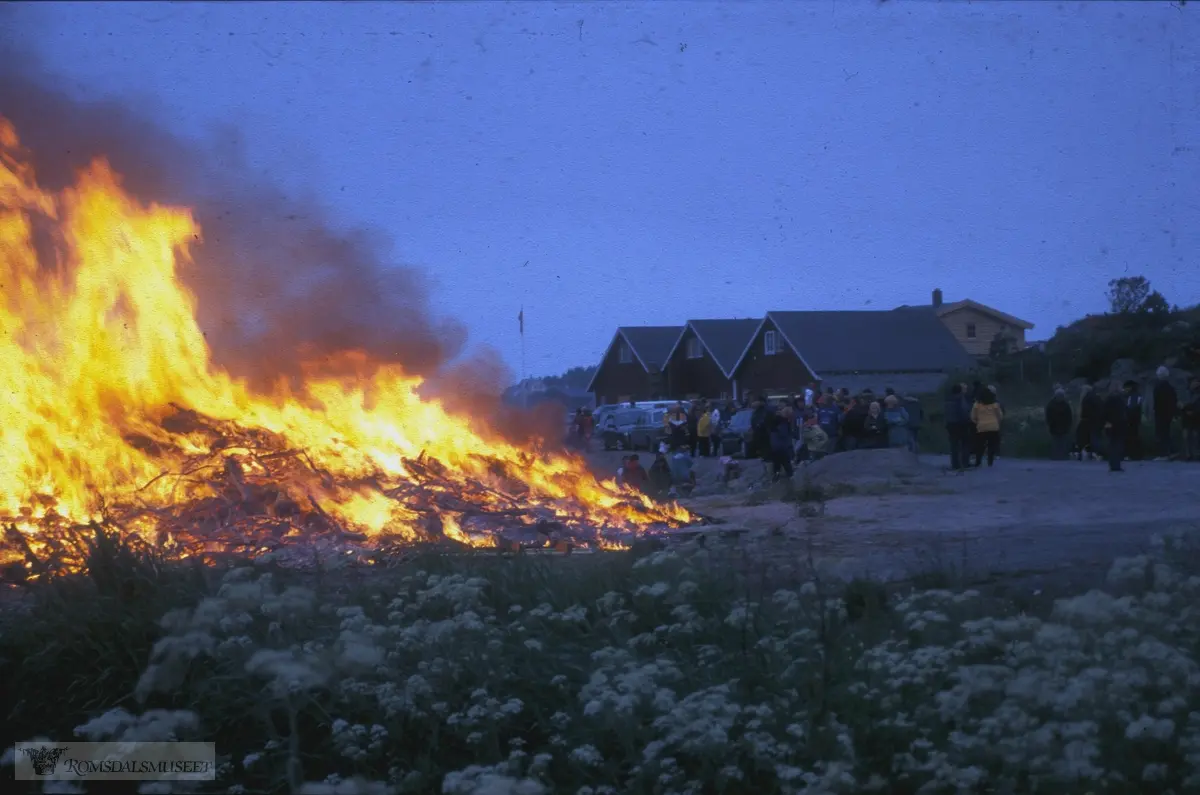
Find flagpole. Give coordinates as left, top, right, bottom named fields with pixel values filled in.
left=519, top=306, right=526, bottom=383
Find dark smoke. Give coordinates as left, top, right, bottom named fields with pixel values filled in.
left=0, top=14, right=465, bottom=390
left=0, top=13, right=570, bottom=447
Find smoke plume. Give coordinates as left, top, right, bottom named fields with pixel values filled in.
left=0, top=13, right=469, bottom=392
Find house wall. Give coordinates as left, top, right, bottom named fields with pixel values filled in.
left=939, top=306, right=1028, bottom=357
left=589, top=336, right=663, bottom=405
left=665, top=327, right=733, bottom=400
left=734, top=318, right=816, bottom=399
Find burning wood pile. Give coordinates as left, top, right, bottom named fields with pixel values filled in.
left=2, top=405, right=684, bottom=582
left=0, top=118, right=693, bottom=582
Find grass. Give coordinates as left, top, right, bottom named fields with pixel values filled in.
left=916, top=394, right=1189, bottom=461
left=7, top=529, right=1200, bottom=793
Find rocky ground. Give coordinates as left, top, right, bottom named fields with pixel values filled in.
left=585, top=446, right=1200, bottom=594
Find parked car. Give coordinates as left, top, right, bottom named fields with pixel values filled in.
left=601, top=408, right=670, bottom=451
left=718, top=408, right=757, bottom=457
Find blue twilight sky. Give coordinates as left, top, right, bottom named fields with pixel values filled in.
left=8, top=1, right=1200, bottom=379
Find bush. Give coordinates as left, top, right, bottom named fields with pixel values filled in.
left=9, top=532, right=1200, bottom=792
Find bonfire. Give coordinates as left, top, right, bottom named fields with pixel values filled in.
left=0, top=117, right=692, bottom=580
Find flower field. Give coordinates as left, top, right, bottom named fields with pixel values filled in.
left=5, top=530, right=1200, bottom=794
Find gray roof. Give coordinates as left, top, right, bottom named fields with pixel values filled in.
left=767, top=310, right=976, bottom=374
left=821, top=372, right=951, bottom=397
left=681, top=319, right=762, bottom=377
left=618, top=326, right=683, bottom=369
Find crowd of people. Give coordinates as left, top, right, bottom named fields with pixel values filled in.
left=615, top=385, right=930, bottom=486
left=1033, top=367, right=1200, bottom=473
left=599, top=367, right=1200, bottom=498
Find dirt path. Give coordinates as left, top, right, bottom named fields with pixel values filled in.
left=675, top=454, right=1200, bottom=591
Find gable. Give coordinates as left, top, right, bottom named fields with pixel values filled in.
left=938, top=300, right=1033, bottom=330
left=586, top=326, right=683, bottom=392
left=666, top=318, right=761, bottom=377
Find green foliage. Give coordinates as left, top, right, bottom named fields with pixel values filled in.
left=1107, top=275, right=1154, bottom=315
left=541, top=365, right=597, bottom=392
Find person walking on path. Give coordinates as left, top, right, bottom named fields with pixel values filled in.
left=1152, top=366, right=1179, bottom=460
left=1102, top=381, right=1129, bottom=472
left=1045, top=386, right=1074, bottom=461
left=969, top=387, right=1004, bottom=467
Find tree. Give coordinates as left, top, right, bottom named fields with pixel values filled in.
left=989, top=330, right=1018, bottom=359
left=1106, top=276, right=1152, bottom=314
left=1141, top=290, right=1171, bottom=317
left=539, top=365, right=597, bottom=391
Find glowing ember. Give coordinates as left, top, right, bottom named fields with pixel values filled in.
left=0, top=117, right=692, bottom=577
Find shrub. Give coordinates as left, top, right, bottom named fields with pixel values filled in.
left=8, top=532, right=1200, bottom=792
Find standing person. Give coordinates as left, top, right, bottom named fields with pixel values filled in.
left=1123, top=380, right=1144, bottom=462
left=816, top=394, right=842, bottom=454
left=969, top=387, right=1003, bottom=467
left=883, top=395, right=911, bottom=449
left=842, top=396, right=868, bottom=451
left=664, top=402, right=689, bottom=452
left=708, top=403, right=722, bottom=457
left=862, top=401, right=888, bottom=449
left=767, top=406, right=795, bottom=480
left=943, top=384, right=971, bottom=471
left=1102, top=382, right=1128, bottom=472
left=1045, top=387, right=1074, bottom=460
left=1182, top=377, right=1200, bottom=461
left=579, top=407, right=595, bottom=451
left=687, top=403, right=701, bottom=457
left=1152, top=367, right=1178, bottom=460
left=749, top=397, right=770, bottom=460
left=902, top=394, right=924, bottom=454
left=696, top=405, right=712, bottom=457
left=966, top=381, right=983, bottom=466
left=1078, top=384, right=1104, bottom=461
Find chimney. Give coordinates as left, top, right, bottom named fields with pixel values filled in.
left=932, top=288, right=944, bottom=308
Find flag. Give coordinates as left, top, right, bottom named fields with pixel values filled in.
left=518, top=308, right=524, bottom=336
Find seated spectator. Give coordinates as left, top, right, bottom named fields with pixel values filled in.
left=668, top=451, right=697, bottom=496
left=648, top=453, right=673, bottom=498
left=615, top=455, right=629, bottom=487
left=801, top=422, right=830, bottom=461
left=622, top=454, right=648, bottom=491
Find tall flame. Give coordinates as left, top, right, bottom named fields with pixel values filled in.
left=0, top=117, right=689, bottom=567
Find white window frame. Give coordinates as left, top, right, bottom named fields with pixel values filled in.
left=965, top=323, right=977, bottom=339
left=686, top=337, right=703, bottom=359
left=763, top=330, right=778, bottom=356
left=618, top=343, right=633, bottom=364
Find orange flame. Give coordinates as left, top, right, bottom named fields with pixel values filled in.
left=0, top=117, right=691, bottom=568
